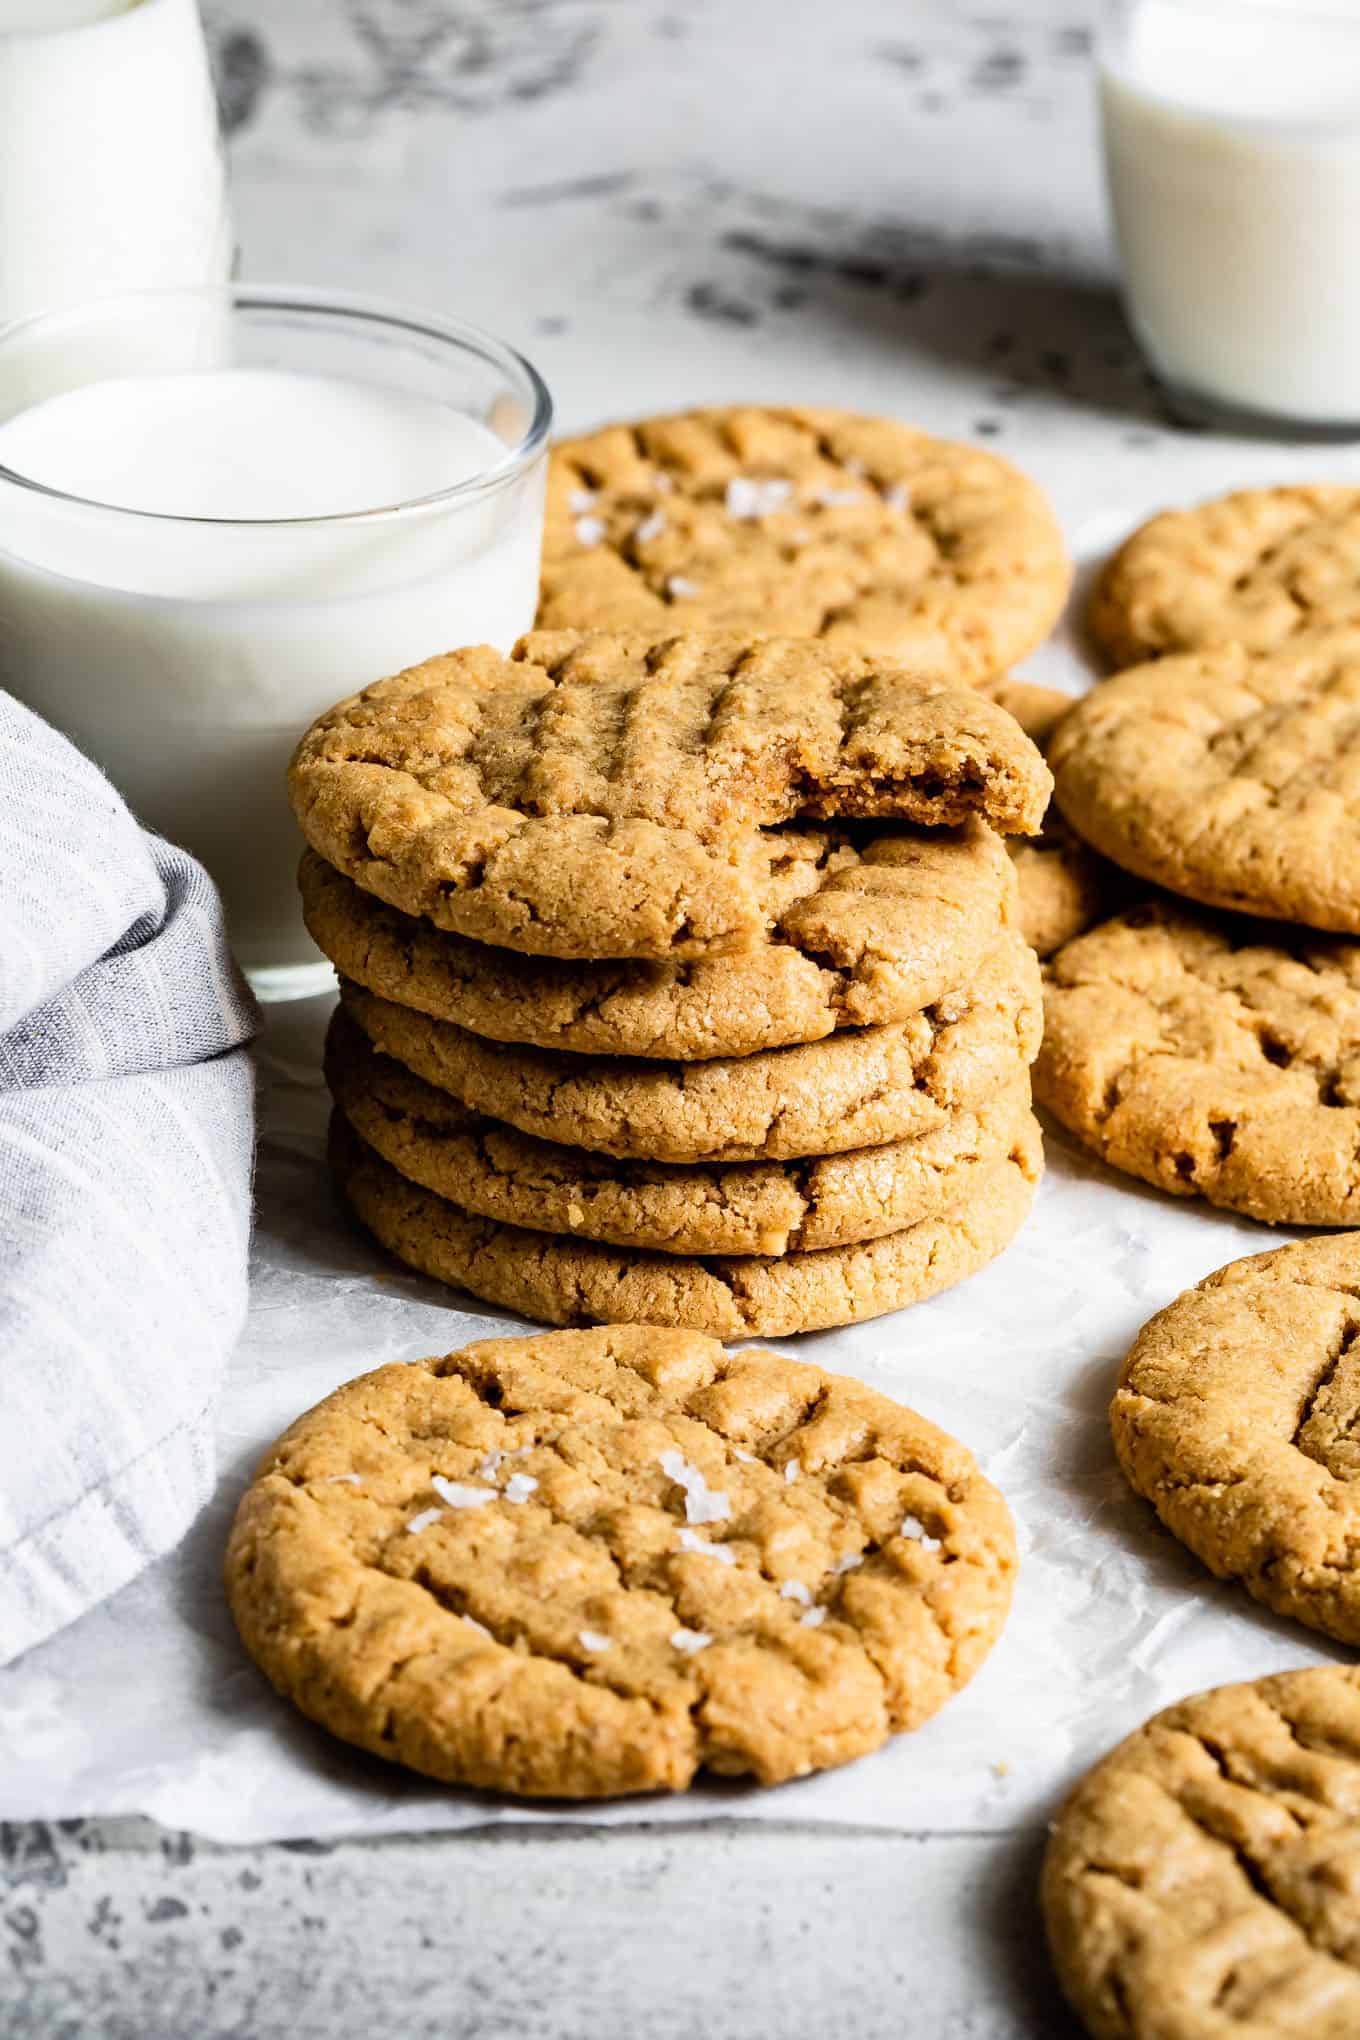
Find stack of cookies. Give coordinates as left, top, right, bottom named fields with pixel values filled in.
left=1034, top=485, right=1360, bottom=1230
left=291, top=629, right=1054, bottom=1336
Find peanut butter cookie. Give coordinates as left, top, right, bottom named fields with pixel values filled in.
left=226, top=1325, right=1018, bottom=1797
left=330, top=1114, right=1041, bottom=1337
left=298, top=814, right=1018, bottom=1060
left=1043, top=1666, right=1360, bottom=2038
left=327, top=1005, right=1037, bottom=1258
left=290, top=630, right=1050, bottom=962
left=992, top=680, right=1120, bottom=958
left=338, top=928, right=1041, bottom=1165
left=538, top=406, right=1070, bottom=688
left=1050, top=633, right=1360, bottom=934
left=1112, top=1234, right=1360, bottom=1646
left=1036, top=902, right=1360, bottom=1225
left=1090, top=484, right=1360, bottom=667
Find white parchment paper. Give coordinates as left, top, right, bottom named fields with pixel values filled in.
left=1, top=467, right=1353, bottom=1846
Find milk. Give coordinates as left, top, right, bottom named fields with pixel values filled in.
left=1101, top=0, right=1360, bottom=427
left=0, top=0, right=229, bottom=330
left=0, top=370, right=547, bottom=989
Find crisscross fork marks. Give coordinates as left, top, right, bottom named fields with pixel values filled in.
left=539, top=404, right=1069, bottom=685
left=225, top=1327, right=1016, bottom=1796
left=1043, top=1670, right=1360, bottom=2040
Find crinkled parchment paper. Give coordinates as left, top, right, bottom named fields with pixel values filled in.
left=0, top=478, right=1348, bottom=1845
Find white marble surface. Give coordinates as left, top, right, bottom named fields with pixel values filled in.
left=9, top=2, right=1360, bottom=2033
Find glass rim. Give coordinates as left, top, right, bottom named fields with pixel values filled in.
left=0, top=0, right=175, bottom=44
left=0, top=283, right=554, bottom=528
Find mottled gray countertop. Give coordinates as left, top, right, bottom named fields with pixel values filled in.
left=6, top=2, right=1128, bottom=2033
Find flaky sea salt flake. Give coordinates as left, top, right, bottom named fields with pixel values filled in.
left=676, top=1527, right=736, bottom=1565
left=579, top=1630, right=612, bottom=1653
left=667, top=574, right=702, bottom=599
left=634, top=510, right=666, bottom=543
left=406, top=1507, right=444, bottom=1535
left=476, top=1451, right=503, bottom=1481
left=784, top=1460, right=801, bottom=1485
left=324, top=1473, right=363, bottom=1486
left=901, top=1514, right=942, bottom=1551
left=833, top=1552, right=863, bottom=1574
left=800, top=1606, right=827, bottom=1628
left=659, top=1448, right=731, bottom=1524
left=817, top=486, right=864, bottom=507
left=882, top=481, right=910, bottom=511
left=670, top=1628, right=712, bottom=1655
left=504, top=1472, right=539, bottom=1505
left=574, top=515, right=606, bottom=546
left=780, top=1580, right=811, bottom=1606
left=567, top=487, right=597, bottom=513
left=726, top=476, right=793, bottom=520
left=431, top=1476, right=495, bottom=1510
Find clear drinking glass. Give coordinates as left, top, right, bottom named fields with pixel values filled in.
left=0, top=0, right=231, bottom=330
left=0, top=286, right=552, bottom=999
left=1100, top=0, right=1360, bottom=437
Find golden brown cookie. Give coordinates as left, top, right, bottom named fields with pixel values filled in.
left=1010, top=818, right=1117, bottom=961
left=1036, top=901, right=1360, bottom=1225
left=1050, top=634, right=1360, bottom=934
left=327, top=1005, right=1037, bottom=1258
left=538, top=406, right=1070, bottom=688
left=330, top=1114, right=1042, bottom=1337
left=338, top=928, right=1041, bottom=1165
left=298, top=816, right=1019, bottom=1060
left=989, top=677, right=1078, bottom=751
left=1090, top=484, right=1360, bottom=668
left=1112, top=1235, right=1360, bottom=1646
left=1043, top=1666, right=1360, bottom=2039
left=991, top=680, right=1119, bottom=959
left=226, top=1325, right=1018, bottom=1797
left=289, top=630, right=1051, bottom=962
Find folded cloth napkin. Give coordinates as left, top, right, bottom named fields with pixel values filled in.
left=0, top=692, right=259, bottom=1665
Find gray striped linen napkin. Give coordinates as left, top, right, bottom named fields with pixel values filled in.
left=0, top=691, right=259, bottom=1665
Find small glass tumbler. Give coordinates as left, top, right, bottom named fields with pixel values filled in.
left=1100, top=0, right=1360, bottom=438
left=0, top=286, right=552, bottom=999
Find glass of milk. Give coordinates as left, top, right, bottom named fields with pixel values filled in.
left=1101, top=0, right=1360, bottom=435
left=0, top=0, right=230, bottom=330
left=0, top=286, right=552, bottom=998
